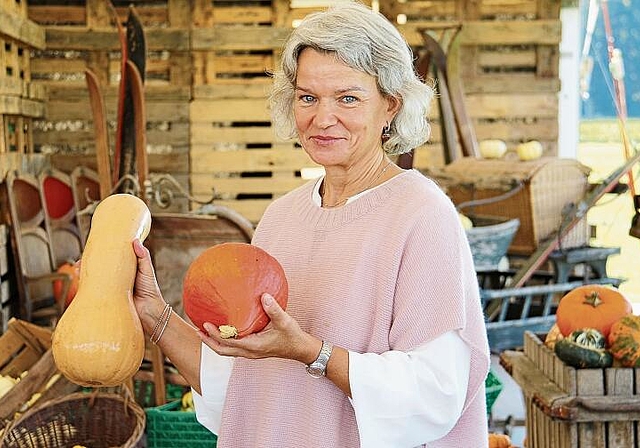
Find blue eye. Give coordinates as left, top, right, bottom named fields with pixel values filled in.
left=342, top=95, right=358, bottom=104
left=299, top=95, right=315, bottom=103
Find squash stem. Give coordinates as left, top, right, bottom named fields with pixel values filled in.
left=583, top=292, right=603, bottom=307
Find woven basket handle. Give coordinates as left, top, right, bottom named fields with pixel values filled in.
left=456, top=181, right=524, bottom=212
left=85, top=384, right=135, bottom=416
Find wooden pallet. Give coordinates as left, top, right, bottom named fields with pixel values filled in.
left=22, top=0, right=563, bottom=223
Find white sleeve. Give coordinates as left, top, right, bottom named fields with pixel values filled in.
left=349, top=330, right=471, bottom=447
left=192, top=342, right=234, bottom=435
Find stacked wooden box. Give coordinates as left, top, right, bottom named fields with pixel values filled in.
left=0, top=0, right=45, bottom=157
left=24, top=0, right=562, bottom=223
left=0, top=3, right=47, bottom=330
left=502, top=331, right=640, bottom=448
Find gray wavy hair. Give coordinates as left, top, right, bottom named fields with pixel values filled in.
left=269, top=1, right=433, bottom=155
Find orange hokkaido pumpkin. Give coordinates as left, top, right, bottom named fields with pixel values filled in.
left=183, top=242, right=288, bottom=338
left=53, top=261, right=80, bottom=308
left=556, top=285, right=632, bottom=338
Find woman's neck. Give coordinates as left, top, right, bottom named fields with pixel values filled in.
left=321, top=155, right=395, bottom=208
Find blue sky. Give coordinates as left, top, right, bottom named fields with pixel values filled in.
left=580, top=0, right=640, bottom=118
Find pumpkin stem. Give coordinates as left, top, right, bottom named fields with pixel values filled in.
left=583, top=291, right=603, bottom=308
left=219, top=325, right=238, bottom=339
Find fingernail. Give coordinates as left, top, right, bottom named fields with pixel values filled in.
left=203, top=322, right=215, bottom=333
left=262, top=293, right=273, bottom=306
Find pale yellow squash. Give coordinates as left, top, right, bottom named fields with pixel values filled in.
left=516, top=140, right=543, bottom=161
left=478, top=139, right=507, bottom=159
left=52, top=194, right=151, bottom=387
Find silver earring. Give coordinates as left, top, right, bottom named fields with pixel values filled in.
left=381, top=123, right=391, bottom=142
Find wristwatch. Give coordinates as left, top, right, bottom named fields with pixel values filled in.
left=306, top=340, right=333, bottom=378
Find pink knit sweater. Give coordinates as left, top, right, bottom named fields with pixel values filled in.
left=216, top=169, right=490, bottom=447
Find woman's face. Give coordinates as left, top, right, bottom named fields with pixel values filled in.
left=293, top=48, right=399, bottom=169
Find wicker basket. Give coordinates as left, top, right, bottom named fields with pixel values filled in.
left=431, top=157, right=591, bottom=255
left=0, top=391, right=145, bottom=448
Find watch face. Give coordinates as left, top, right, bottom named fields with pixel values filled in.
left=306, top=365, right=325, bottom=378
left=306, top=341, right=332, bottom=378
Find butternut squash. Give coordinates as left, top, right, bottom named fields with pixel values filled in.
left=52, top=194, right=151, bottom=387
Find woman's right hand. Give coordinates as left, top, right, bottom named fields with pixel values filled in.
left=132, top=238, right=167, bottom=333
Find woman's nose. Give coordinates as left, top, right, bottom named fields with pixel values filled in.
left=312, top=101, right=338, bottom=128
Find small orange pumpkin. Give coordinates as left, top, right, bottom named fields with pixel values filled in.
left=488, top=433, right=513, bottom=448
left=183, top=242, right=288, bottom=338
left=556, top=285, right=632, bottom=338
left=53, top=261, right=80, bottom=308
left=608, top=314, right=640, bottom=367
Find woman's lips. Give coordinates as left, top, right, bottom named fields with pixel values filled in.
left=310, top=135, right=342, bottom=145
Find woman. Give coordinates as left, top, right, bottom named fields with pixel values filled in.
left=132, top=2, right=490, bottom=447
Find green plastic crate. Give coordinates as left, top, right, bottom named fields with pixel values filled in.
left=485, top=369, right=503, bottom=415
left=134, top=380, right=187, bottom=408
left=145, top=399, right=217, bottom=448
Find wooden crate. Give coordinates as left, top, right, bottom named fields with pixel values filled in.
left=430, top=157, right=591, bottom=255
left=27, top=0, right=189, bottom=89
left=0, top=318, right=51, bottom=378
left=0, top=36, right=31, bottom=98
left=191, top=0, right=279, bottom=86
left=1, top=1, right=46, bottom=160
left=501, top=331, right=640, bottom=448
left=1, top=115, right=35, bottom=154
left=0, top=318, right=79, bottom=430
left=0, top=2, right=45, bottom=105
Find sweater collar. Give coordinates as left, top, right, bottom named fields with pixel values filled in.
left=293, top=169, right=419, bottom=230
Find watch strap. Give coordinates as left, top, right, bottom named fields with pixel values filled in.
left=306, top=340, right=333, bottom=378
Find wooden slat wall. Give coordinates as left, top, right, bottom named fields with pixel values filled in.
left=386, top=0, right=562, bottom=165
left=24, top=0, right=562, bottom=222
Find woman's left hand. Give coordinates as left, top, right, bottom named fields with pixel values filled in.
left=198, top=293, right=318, bottom=364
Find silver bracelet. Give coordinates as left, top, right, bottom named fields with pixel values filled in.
left=149, top=303, right=171, bottom=342
left=151, top=306, right=172, bottom=345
